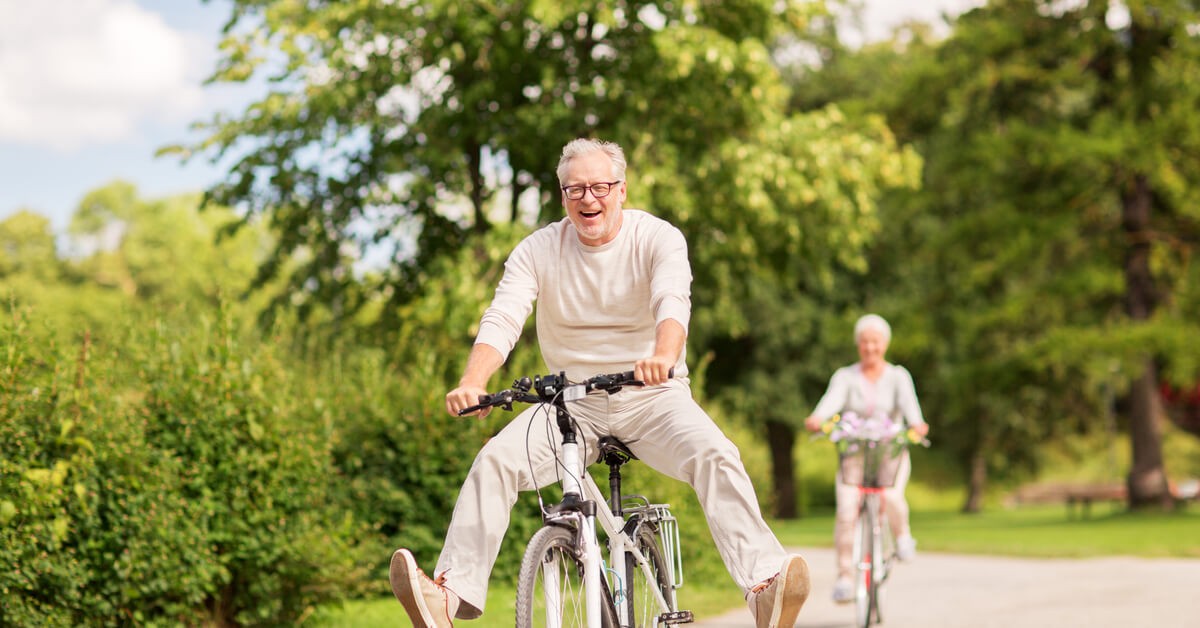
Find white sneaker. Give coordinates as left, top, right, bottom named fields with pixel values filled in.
left=832, top=575, right=854, bottom=604
left=896, top=535, right=917, bottom=562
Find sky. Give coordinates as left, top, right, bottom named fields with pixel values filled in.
left=0, top=0, right=981, bottom=233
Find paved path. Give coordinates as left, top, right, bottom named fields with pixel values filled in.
left=695, top=547, right=1200, bottom=628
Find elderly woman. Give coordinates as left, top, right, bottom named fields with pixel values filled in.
left=803, top=314, right=929, bottom=604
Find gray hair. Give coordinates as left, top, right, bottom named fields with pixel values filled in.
left=854, top=314, right=892, bottom=344
left=556, top=138, right=627, bottom=185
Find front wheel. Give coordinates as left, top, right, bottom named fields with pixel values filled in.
left=853, top=499, right=878, bottom=628
left=517, top=525, right=619, bottom=628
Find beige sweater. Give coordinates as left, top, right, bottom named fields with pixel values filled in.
left=475, top=210, right=692, bottom=380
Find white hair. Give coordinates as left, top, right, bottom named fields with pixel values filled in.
left=556, top=138, right=627, bottom=185
left=854, top=314, right=892, bottom=344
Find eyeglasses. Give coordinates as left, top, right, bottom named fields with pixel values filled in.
left=561, top=181, right=622, bottom=200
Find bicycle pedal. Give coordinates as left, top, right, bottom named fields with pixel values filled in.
left=659, top=610, right=694, bottom=624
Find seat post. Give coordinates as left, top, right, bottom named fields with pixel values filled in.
left=608, top=463, right=622, bottom=517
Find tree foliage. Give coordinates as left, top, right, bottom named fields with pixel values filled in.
left=175, top=0, right=826, bottom=325
left=792, top=0, right=1200, bottom=509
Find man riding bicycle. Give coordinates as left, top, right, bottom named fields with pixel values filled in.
left=390, top=138, right=810, bottom=628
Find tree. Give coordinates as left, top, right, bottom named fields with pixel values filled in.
left=672, top=112, right=920, bottom=516
left=800, top=0, right=1200, bottom=510
left=0, top=210, right=61, bottom=283
left=175, top=0, right=823, bottom=326
left=177, top=0, right=928, bottom=516
left=68, top=181, right=267, bottom=307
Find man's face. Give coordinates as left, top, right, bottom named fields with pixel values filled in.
left=561, top=151, right=626, bottom=246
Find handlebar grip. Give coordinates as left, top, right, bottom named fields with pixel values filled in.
left=615, top=367, right=674, bottom=386
left=457, top=393, right=496, bottom=416
left=624, top=367, right=674, bottom=380
left=458, top=404, right=484, bottom=416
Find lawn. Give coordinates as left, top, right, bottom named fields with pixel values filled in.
left=770, top=503, right=1200, bottom=558
left=313, top=579, right=747, bottom=628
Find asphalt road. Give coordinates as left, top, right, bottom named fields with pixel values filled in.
left=695, top=547, right=1200, bottom=628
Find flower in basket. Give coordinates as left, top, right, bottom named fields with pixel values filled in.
left=821, top=411, right=921, bottom=453
left=828, top=411, right=902, bottom=442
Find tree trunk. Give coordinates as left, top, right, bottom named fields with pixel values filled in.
left=1126, top=359, right=1172, bottom=508
left=765, top=419, right=797, bottom=519
left=467, top=141, right=487, bottom=232
left=1121, top=173, right=1172, bottom=509
left=962, top=446, right=987, bottom=514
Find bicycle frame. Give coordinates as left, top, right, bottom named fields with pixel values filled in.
left=543, top=400, right=677, bottom=628
left=846, top=442, right=899, bottom=628
left=463, top=370, right=687, bottom=628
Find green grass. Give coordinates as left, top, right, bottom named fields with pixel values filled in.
left=770, top=504, right=1200, bottom=558
left=312, top=579, right=744, bottom=628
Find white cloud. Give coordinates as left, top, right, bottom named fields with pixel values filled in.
left=0, top=0, right=208, bottom=152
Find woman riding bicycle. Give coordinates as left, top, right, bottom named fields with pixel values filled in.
left=803, top=314, right=929, bottom=604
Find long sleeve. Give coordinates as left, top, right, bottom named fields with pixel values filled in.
left=474, top=237, right=539, bottom=362
left=811, top=368, right=853, bottom=420
left=893, top=365, right=926, bottom=426
left=648, top=224, right=691, bottom=332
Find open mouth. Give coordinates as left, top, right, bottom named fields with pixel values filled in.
left=579, top=210, right=602, bottom=219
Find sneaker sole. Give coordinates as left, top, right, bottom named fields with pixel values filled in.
left=390, top=549, right=438, bottom=628
left=770, top=555, right=811, bottom=627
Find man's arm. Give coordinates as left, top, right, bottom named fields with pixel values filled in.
left=445, top=343, right=505, bottom=418
left=635, top=319, right=685, bottom=386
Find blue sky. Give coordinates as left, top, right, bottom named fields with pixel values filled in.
left=0, top=0, right=256, bottom=231
left=0, top=0, right=981, bottom=234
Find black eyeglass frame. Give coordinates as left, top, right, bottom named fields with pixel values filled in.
left=560, top=180, right=623, bottom=200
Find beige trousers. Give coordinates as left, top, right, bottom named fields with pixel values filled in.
left=433, top=378, right=788, bottom=619
left=833, top=450, right=912, bottom=578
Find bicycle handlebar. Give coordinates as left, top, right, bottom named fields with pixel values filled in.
left=458, top=368, right=674, bottom=416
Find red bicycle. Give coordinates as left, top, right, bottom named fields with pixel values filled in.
left=819, top=413, right=927, bottom=628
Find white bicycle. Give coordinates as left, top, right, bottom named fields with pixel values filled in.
left=460, top=370, right=693, bottom=628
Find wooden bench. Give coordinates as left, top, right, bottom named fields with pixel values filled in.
left=1009, top=482, right=1127, bottom=518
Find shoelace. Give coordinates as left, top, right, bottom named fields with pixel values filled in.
left=748, top=571, right=780, bottom=597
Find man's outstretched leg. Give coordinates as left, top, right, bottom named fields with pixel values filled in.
left=748, top=554, right=811, bottom=628
left=390, top=549, right=459, bottom=628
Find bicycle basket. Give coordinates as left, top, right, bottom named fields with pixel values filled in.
left=838, top=441, right=903, bottom=488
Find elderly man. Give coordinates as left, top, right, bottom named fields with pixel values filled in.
left=390, top=138, right=810, bottom=628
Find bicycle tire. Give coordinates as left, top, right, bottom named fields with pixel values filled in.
left=870, top=498, right=886, bottom=625
left=853, top=498, right=876, bottom=628
left=516, top=525, right=619, bottom=628
left=624, top=525, right=675, bottom=627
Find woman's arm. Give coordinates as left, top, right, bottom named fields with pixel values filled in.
left=805, top=368, right=850, bottom=431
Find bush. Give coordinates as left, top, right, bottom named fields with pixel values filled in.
left=0, top=304, right=375, bottom=626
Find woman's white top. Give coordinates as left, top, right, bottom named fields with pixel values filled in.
left=811, top=363, right=926, bottom=426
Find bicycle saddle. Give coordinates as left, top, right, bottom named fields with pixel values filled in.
left=597, top=435, right=637, bottom=465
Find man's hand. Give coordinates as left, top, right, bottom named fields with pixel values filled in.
left=910, top=422, right=930, bottom=437
left=446, top=344, right=504, bottom=418
left=634, top=356, right=675, bottom=387
left=803, top=415, right=824, bottom=433
left=446, top=384, right=492, bottom=418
